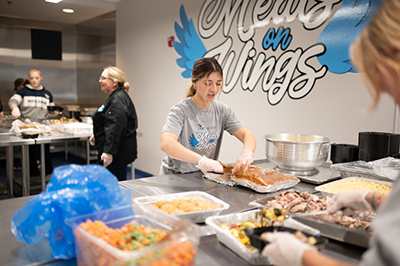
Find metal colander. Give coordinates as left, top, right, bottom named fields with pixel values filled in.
left=263, top=134, right=330, bottom=175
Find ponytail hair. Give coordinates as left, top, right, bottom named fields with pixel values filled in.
left=104, top=66, right=130, bottom=92
left=185, top=82, right=196, bottom=98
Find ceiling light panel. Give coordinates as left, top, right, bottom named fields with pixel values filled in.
left=45, top=0, right=63, bottom=3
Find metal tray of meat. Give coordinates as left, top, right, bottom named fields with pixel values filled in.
left=133, top=191, right=230, bottom=223
left=205, top=209, right=320, bottom=265
left=201, top=171, right=237, bottom=187
left=249, top=191, right=372, bottom=248
left=202, top=166, right=300, bottom=193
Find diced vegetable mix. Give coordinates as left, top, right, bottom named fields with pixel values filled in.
left=80, top=220, right=167, bottom=251
left=220, top=221, right=260, bottom=249
left=219, top=208, right=287, bottom=250
left=77, top=219, right=196, bottom=266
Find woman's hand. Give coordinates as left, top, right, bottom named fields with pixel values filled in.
left=234, top=149, right=253, bottom=171
left=101, top=153, right=113, bottom=168
left=11, top=107, right=21, bottom=118
left=89, top=135, right=95, bottom=146
left=327, top=191, right=371, bottom=215
left=197, top=156, right=223, bottom=173
left=262, top=232, right=316, bottom=266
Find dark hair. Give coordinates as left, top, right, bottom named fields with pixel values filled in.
left=185, top=57, right=224, bottom=98
left=14, top=78, right=26, bottom=91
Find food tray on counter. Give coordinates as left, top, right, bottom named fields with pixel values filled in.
left=67, top=204, right=200, bottom=266
left=331, top=160, right=396, bottom=181
left=314, top=177, right=393, bottom=197
left=205, top=209, right=320, bottom=265
left=11, top=120, right=57, bottom=136
left=59, top=122, right=93, bottom=136
left=202, top=165, right=300, bottom=193
left=248, top=190, right=372, bottom=248
left=245, top=226, right=328, bottom=251
left=133, top=191, right=230, bottom=223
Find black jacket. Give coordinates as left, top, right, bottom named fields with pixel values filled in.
left=93, top=87, right=138, bottom=169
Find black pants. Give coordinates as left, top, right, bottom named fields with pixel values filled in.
left=109, top=166, right=127, bottom=181
left=29, top=144, right=53, bottom=177
left=96, top=151, right=128, bottom=181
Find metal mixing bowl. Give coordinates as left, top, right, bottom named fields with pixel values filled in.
left=263, top=134, right=330, bottom=174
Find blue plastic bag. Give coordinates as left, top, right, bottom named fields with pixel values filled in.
left=11, top=164, right=132, bottom=259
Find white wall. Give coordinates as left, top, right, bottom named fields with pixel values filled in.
left=116, top=0, right=398, bottom=175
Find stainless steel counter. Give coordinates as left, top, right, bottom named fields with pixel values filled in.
left=0, top=163, right=367, bottom=266
left=0, top=127, right=13, bottom=136
left=0, top=135, right=35, bottom=197
left=34, top=134, right=91, bottom=192
left=0, top=132, right=90, bottom=196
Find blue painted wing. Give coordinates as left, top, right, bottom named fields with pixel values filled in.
left=173, top=5, right=207, bottom=78
left=189, top=134, right=199, bottom=148
left=317, top=0, right=383, bottom=74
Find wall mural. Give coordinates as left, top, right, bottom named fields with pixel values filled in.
left=173, top=0, right=383, bottom=105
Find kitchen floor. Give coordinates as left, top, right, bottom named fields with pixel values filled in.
left=0, top=151, right=152, bottom=199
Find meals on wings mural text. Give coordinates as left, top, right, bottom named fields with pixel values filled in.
left=173, top=0, right=383, bottom=105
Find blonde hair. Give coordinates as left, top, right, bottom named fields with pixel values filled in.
left=351, top=0, right=400, bottom=110
left=29, top=68, right=42, bottom=77
left=185, top=57, right=224, bottom=98
left=104, top=66, right=131, bottom=92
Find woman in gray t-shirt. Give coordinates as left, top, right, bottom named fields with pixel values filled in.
left=160, top=57, right=256, bottom=175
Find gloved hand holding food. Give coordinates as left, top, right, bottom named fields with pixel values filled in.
left=327, top=191, right=371, bottom=216
left=11, top=107, right=21, bottom=118
left=101, top=153, right=113, bottom=168
left=262, top=232, right=316, bottom=266
left=234, top=149, right=253, bottom=171
left=197, top=155, right=223, bottom=173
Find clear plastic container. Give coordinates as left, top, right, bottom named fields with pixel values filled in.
left=372, top=158, right=400, bottom=180
left=62, top=122, right=93, bottom=136
left=67, top=204, right=200, bottom=266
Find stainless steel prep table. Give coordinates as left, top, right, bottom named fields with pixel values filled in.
left=0, top=132, right=91, bottom=196
left=0, top=135, right=35, bottom=196
left=1, top=163, right=367, bottom=266
left=35, top=133, right=91, bottom=192
left=0, top=127, right=13, bottom=136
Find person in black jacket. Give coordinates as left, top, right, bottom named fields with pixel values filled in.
left=89, top=66, right=138, bottom=181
